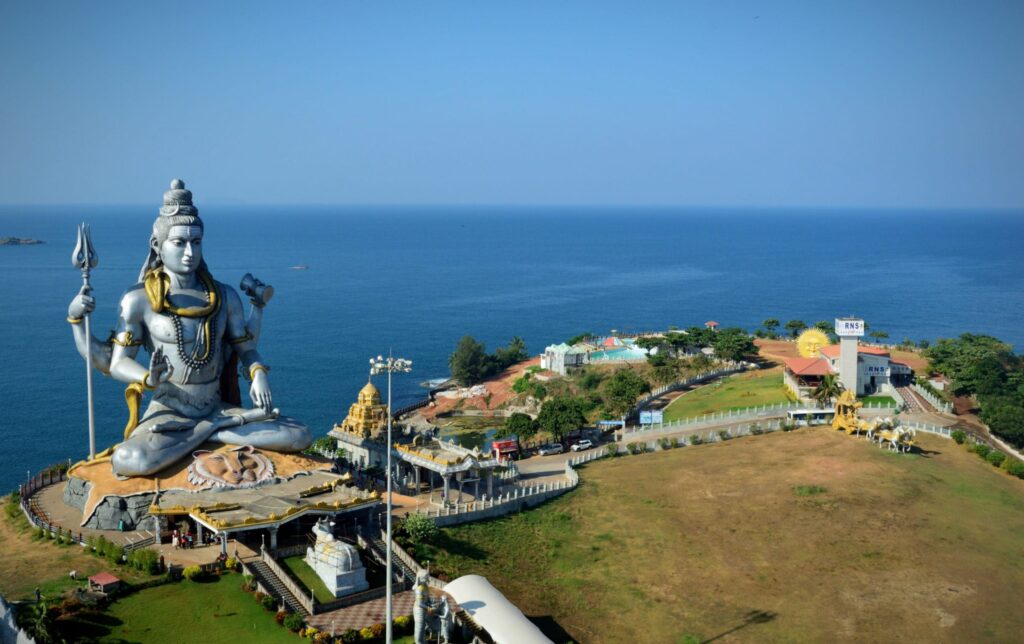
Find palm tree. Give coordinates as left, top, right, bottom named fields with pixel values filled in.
left=762, top=318, right=780, bottom=338
left=812, top=374, right=843, bottom=408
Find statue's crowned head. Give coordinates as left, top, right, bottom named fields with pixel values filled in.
left=140, top=179, right=207, bottom=280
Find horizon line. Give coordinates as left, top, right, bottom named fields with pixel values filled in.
left=2, top=201, right=1023, bottom=213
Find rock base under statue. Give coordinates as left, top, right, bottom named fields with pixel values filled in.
left=59, top=444, right=377, bottom=532
left=63, top=478, right=155, bottom=531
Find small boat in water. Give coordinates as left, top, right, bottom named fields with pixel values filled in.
left=290, top=265, right=309, bottom=270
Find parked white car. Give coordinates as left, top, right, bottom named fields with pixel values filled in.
left=571, top=439, right=594, bottom=452
left=537, top=443, right=564, bottom=456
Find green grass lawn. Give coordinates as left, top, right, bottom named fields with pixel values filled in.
left=423, top=429, right=1024, bottom=644
left=662, top=368, right=791, bottom=421
left=859, top=395, right=898, bottom=406
left=60, top=573, right=299, bottom=643
left=0, top=503, right=153, bottom=602
left=281, top=555, right=335, bottom=604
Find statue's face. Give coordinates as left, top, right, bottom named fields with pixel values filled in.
left=158, top=225, right=203, bottom=274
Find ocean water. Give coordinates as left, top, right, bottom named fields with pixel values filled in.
left=1, top=205, right=1022, bottom=492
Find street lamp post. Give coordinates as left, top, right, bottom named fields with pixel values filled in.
left=370, top=353, right=412, bottom=644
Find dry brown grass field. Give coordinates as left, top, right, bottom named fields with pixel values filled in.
left=427, top=428, right=1024, bottom=643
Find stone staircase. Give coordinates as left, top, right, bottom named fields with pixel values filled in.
left=123, top=530, right=157, bottom=552
left=367, top=534, right=417, bottom=585
left=250, top=560, right=309, bottom=616
left=896, top=386, right=925, bottom=413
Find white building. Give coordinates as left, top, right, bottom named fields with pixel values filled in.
left=444, top=574, right=553, bottom=644
left=539, top=343, right=589, bottom=376
left=784, top=318, right=913, bottom=400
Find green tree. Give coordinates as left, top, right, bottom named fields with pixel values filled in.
left=566, top=332, right=594, bottom=345
left=683, top=327, right=716, bottom=350
left=784, top=319, right=807, bottom=338
left=868, top=330, right=889, bottom=343
left=762, top=318, right=780, bottom=337
left=449, top=335, right=487, bottom=386
left=981, top=398, right=1024, bottom=447
left=812, top=374, right=842, bottom=408
left=494, top=336, right=528, bottom=369
left=403, top=513, right=439, bottom=544
left=512, top=373, right=532, bottom=394
left=652, top=362, right=680, bottom=386
left=575, top=368, right=604, bottom=391
left=530, top=382, right=548, bottom=400
left=814, top=320, right=833, bottom=334
left=502, top=412, right=539, bottom=440
left=688, top=353, right=714, bottom=372
left=711, top=327, right=757, bottom=362
left=537, top=396, right=587, bottom=442
left=602, top=370, right=651, bottom=418
left=647, top=352, right=669, bottom=367
left=926, top=334, right=1017, bottom=397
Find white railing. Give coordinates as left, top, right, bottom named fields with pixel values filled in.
left=497, top=462, right=519, bottom=481
left=626, top=402, right=802, bottom=437
left=627, top=396, right=904, bottom=440
left=620, top=418, right=969, bottom=453
left=911, top=383, right=954, bottom=414
left=631, top=365, right=745, bottom=417
left=415, top=449, right=605, bottom=525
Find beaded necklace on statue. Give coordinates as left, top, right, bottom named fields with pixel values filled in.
left=146, top=268, right=220, bottom=371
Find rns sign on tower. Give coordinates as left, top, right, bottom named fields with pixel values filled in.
left=835, top=318, right=865, bottom=337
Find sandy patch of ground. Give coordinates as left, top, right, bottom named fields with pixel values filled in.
left=418, top=357, right=545, bottom=421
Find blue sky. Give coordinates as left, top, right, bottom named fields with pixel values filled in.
left=1, top=1, right=1021, bottom=208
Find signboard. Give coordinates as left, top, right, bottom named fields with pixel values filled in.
left=835, top=318, right=865, bottom=337
left=639, top=410, right=664, bottom=425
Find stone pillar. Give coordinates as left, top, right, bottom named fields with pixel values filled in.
left=414, top=466, right=421, bottom=494
left=487, top=469, right=494, bottom=497
left=269, top=526, right=279, bottom=551
left=196, top=522, right=204, bottom=544
left=442, top=475, right=450, bottom=505
left=220, top=532, right=228, bottom=556
left=153, top=515, right=165, bottom=545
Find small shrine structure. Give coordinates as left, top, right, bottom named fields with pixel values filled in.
left=330, top=380, right=390, bottom=468
left=394, top=437, right=502, bottom=506
left=305, top=517, right=369, bottom=597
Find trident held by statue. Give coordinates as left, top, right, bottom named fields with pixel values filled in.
left=72, top=223, right=98, bottom=460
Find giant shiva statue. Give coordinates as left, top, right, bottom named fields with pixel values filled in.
left=67, top=180, right=311, bottom=477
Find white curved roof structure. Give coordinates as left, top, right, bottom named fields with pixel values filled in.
left=444, top=575, right=553, bottom=644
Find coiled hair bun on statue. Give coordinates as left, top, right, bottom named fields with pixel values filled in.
left=138, top=179, right=207, bottom=281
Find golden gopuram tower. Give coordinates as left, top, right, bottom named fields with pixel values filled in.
left=334, top=381, right=388, bottom=439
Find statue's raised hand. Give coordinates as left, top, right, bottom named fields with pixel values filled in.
left=68, top=284, right=95, bottom=319
left=250, top=370, right=273, bottom=411
left=145, top=346, right=173, bottom=388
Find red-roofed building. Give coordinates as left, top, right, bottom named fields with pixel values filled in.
left=88, top=573, right=121, bottom=593
left=783, top=346, right=914, bottom=400
left=704, top=320, right=719, bottom=330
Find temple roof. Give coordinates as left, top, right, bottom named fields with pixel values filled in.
left=358, top=381, right=382, bottom=405
left=784, top=357, right=832, bottom=376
